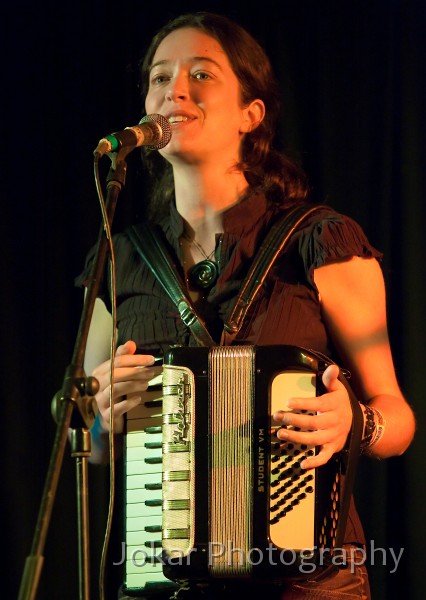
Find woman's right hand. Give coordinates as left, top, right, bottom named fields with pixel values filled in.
left=91, top=340, right=160, bottom=435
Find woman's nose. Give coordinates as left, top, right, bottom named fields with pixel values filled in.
left=165, top=76, right=189, bottom=101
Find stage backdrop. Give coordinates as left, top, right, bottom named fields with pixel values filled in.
left=3, top=1, right=425, bottom=598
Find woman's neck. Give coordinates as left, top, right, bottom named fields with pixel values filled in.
left=172, top=162, right=249, bottom=236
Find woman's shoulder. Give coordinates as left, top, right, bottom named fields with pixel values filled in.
left=285, top=203, right=382, bottom=263
left=273, top=202, right=383, bottom=289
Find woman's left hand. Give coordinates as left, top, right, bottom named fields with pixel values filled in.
left=272, top=364, right=353, bottom=470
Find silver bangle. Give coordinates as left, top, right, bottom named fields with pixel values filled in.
left=368, top=407, right=385, bottom=448
left=360, top=404, right=386, bottom=452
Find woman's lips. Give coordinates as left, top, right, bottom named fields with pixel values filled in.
left=166, top=111, right=197, bottom=126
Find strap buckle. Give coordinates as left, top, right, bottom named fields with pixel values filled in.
left=177, top=300, right=198, bottom=327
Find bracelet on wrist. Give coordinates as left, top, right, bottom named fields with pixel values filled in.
left=360, top=404, right=386, bottom=453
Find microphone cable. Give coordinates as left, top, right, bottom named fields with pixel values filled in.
left=93, top=151, right=118, bottom=600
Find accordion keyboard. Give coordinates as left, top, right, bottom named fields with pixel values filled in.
left=124, top=385, right=176, bottom=594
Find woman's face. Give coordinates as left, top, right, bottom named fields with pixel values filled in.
left=145, top=27, right=259, bottom=167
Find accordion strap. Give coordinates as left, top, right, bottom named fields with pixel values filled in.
left=335, top=372, right=364, bottom=550
left=305, top=349, right=364, bottom=562
left=222, top=203, right=327, bottom=344
left=127, top=223, right=216, bottom=347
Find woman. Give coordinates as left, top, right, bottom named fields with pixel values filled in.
left=78, top=12, right=415, bottom=600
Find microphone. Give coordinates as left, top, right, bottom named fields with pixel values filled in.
left=94, top=113, right=172, bottom=157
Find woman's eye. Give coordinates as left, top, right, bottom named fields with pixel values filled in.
left=193, top=71, right=211, bottom=81
left=151, top=74, right=169, bottom=85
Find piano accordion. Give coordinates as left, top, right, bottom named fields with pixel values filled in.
left=123, top=345, right=355, bottom=593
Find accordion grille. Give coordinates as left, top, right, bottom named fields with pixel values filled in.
left=209, top=346, right=254, bottom=576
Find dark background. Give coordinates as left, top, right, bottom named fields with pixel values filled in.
left=3, top=0, right=425, bottom=598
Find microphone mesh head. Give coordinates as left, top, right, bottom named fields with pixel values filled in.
left=139, top=113, right=172, bottom=149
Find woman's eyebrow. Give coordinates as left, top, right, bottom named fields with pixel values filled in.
left=149, top=56, right=223, bottom=73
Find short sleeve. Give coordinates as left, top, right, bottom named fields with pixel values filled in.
left=75, top=244, right=96, bottom=288
left=295, top=210, right=383, bottom=289
left=74, top=231, right=162, bottom=315
left=74, top=242, right=111, bottom=309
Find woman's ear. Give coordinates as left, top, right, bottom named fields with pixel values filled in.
left=240, top=99, right=266, bottom=133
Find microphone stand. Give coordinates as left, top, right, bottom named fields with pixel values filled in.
left=18, top=148, right=131, bottom=600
